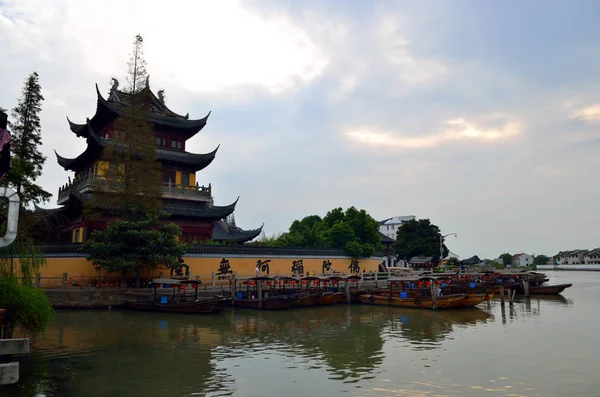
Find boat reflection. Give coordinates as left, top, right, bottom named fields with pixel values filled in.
left=223, top=305, right=387, bottom=382
left=380, top=306, right=494, bottom=349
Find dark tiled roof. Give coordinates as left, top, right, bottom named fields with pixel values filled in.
left=409, top=256, right=433, bottom=263
left=97, top=84, right=210, bottom=134
left=56, top=124, right=218, bottom=172
left=163, top=198, right=238, bottom=220
left=212, top=220, right=263, bottom=243
left=41, top=243, right=352, bottom=257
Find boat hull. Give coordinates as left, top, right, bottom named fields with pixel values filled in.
left=291, top=294, right=319, bottom=307
left=520, top=283, right=572, bottom=295
left=317, top=292, right=344, bottom=305
left=233, top=297, right=293, bottom=310
left=359, top=294, right=467, bottom=309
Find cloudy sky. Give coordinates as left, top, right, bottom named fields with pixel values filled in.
left=1, top=0, right=599, bottom=259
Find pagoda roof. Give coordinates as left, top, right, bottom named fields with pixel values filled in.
left=67, top=82, right=210, bottom=140
left=212, top=220, right=263, bottom=243
left=55, top=123, right=219, bottom=172
left=37, top=193, right=238, bottom=223
left=163, top=197, right=238, bottom=221
left=34, top=193, right=85, bottom=223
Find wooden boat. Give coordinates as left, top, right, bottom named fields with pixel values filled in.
left=317, top=291, right=344, bottom=305
left=233, top=296, right=294, bottom=310
left=122, top=279, right=228, bottom=314
left=291, top=293, right=319, bottom=307
left=526, top=283, right=572, bottom=295
left=359, top=293, right=467, bottom=309
left=233, top=276, right=294, bottom=310
left=447, top=293, right=488, bottom=308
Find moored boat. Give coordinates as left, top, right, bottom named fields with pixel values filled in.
left=517, top=283, right=572, bottom=295
left=359, top=293, right=467, bottom=309
left=233, top=276, right=294, bottom=310
left=122, top=279, right=229, bottom=314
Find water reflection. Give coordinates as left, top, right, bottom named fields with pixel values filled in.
left=9, top=305, right=497, bottom=396
left=382, top=306, right=494, bottom=349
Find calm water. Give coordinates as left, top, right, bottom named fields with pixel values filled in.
left=4, top=271, right=600, bottom=397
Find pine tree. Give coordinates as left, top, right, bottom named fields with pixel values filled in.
left=86, top=34, right=162, bottom=220
left=2, top=72, right=52, bottom=208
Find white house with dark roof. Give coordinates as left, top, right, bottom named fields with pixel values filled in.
left=379, top=215, right=416, bottom=240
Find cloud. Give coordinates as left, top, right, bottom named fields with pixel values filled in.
left=573, top=105, right=600, bottom=123
left=0, top=0, right=328, bottom=97
left=344, top=118, right=522, bottom=150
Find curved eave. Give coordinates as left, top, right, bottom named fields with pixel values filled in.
left=157, top=144, right=219, bottom=171
left=55, top=150, right=76, bottom=170
left=164, top=197, right=239, bottom=221
left=67, top=117, right=88, bottom=137
left=55, top=132, right=105, bottom=171
left=213, top=223, right=264, bottom=243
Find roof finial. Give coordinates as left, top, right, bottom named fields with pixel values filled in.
left=145, top=75, right=150, bottom=88
left=110, top=77, right=119, bottom=92
left=157, top=89, right=165, bottom=104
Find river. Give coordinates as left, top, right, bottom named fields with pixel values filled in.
left=4, top=271, right=599, bottom=397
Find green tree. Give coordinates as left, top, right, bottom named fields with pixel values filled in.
left=394, top=219, right=447, bottom=262
left=1, top=71, right=52, bottom=208
left=498, top=253, right=512, bottom=267
left=533, top=254, right=551, bottom=266
left=82, top=213, right=186, bottom=286
left=86, top=34, right=162, bottom=220
left=276, top=207, right=381, bottom=258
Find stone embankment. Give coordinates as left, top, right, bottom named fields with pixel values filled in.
left=44, top=289, right=131, bottom=308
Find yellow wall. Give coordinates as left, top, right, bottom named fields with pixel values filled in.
left=175, top=171, right=181, bottom=185
left=33, top=255, right=381, bottom=282
left=189, top=173, right=196, bottom=186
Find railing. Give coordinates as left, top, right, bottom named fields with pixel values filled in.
left=57, top=172, right=212, bottom=203
left=161, top=180, right=211, bottom=199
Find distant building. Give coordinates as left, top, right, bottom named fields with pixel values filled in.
left=512, top=253, right=534, bottom=267
left=378, top=215, right=416, bottom=240
left=583, top=249, right=600, bottom=265
left=409, top=256, right=434, bottom=270
left=554, top=250, right=589, bottom=265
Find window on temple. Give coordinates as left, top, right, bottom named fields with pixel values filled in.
left=163, top=170, right=176, bottom=183
left=74, top=229, right=80, bottom=242
left=162, top=138, right=167, bottom=146
left=171, top=140, right=177, bottom=149
left=155, top=137, right=161, bottom=145
left=181, top=173, right=190, bottom=186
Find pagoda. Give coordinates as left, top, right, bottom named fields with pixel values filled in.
left=37, top=77, right=262, bottom=244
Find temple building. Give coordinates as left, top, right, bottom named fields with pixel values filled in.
left=37, top=78, right=262, bottom=244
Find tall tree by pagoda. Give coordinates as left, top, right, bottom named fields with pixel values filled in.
left=2, top=72, right=52, bottom=209
left=86, top=34, right=162, bottom=220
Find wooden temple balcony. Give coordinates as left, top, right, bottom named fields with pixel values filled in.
left=57, top=171, right=212, bottom=205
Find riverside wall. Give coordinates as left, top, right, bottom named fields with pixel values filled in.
left=537, top=264, right=600, bottom=271
left=29, top=244, right=384, bottom=287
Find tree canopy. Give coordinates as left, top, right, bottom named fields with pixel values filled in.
left=1, top=71, right=52, bottom=208
left=533, top=254, right=551, bottom=266
left=86, top=34, right=162, bottom=221
left=394, top=219, right=447, bottom=262
left=82, top=213, right=187, bottom=278
left=275, top=207, right=381, bottom=258
left=498, top=253, right=512, bottom=267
